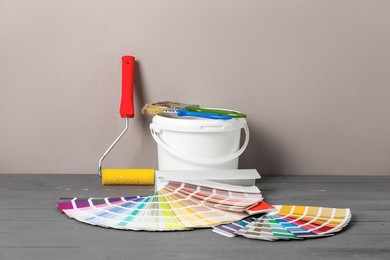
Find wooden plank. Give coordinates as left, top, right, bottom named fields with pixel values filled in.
left=0, top=195, right=387, bottom=208
left=0, top=220, right=389, bottom=247
left=1, top=175, right=389, bottom=195
left=1, top=174, right=390, bottom=189
left=260, top=175, right=390, bottom=183
left=0, top=223, right=389, bottom=260
left=2, top=180, right=389, bottom=192
left=0, top=208, right=388, bottom=222
left=1, top=194, right=389, bottom=211
left=0, top=176, right=389, bottom=211
left=1, top=185, right=389, bottom=199
left=258, top=182, right=390, bottom=191
left=0, top=246, right=389, bottom=260
left=0, top=219, right=387, bottom=236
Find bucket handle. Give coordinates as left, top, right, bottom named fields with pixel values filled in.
left=150, top=123, right=250, bottom=166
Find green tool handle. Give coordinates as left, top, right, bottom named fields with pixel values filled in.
left=185, top=105, right=247, bottom=118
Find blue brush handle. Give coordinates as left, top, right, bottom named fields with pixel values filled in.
left=177, top=110, right=233, bottom=120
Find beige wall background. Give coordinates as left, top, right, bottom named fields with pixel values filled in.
left=1, top=0, right=389, bottom=175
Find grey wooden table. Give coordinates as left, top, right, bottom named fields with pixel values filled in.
left=0, top=174, right=389, bottom=260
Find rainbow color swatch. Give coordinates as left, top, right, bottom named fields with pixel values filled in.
left=57, top=196, right=147, bottom=213
left=58, top=180, right=264, bottom=231
left=213, top=205, right=351, bottom=241
left=58, top=181, right=351, bottom=239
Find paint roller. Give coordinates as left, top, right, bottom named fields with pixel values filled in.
left=98, top=55, right=154, bottom=185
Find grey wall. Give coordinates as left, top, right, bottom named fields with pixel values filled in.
left=1, top=0, right=389, bottom=175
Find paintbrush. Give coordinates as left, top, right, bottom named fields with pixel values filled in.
left=142, top=101, right=247, bottom=118
left=141, top=103, right=233, bottom=120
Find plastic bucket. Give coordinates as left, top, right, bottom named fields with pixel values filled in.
left=150, top=115, right=250, bottom=170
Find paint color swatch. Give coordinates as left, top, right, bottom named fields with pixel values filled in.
left=57, top=196, right=146, bottom=213
left=163, top=181, right=263, bottom=213
left=212, top=216, right=258, bottom=237
left=59, top=180, right=263, bottom=231
left=213, top=205, right=352, bottom=241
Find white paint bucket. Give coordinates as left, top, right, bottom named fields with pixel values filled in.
left=150, top=115, right=250, bottom=170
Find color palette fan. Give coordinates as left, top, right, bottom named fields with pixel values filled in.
left=58, top=182, right=351, bottom=239
left=213, top=205, right=351, bottom=241
left=58, top=180, right=270, bottom=231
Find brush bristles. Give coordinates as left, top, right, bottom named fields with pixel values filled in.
left=142, top=101, right=183, bottom=116
left=141, top=104, right=168, bottom=116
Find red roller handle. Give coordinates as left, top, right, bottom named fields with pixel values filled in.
left=120, top=56, right=135, bottom=118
